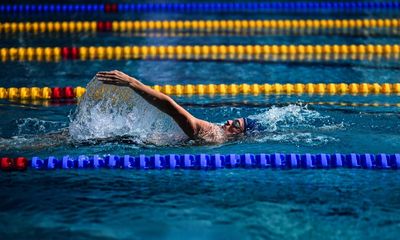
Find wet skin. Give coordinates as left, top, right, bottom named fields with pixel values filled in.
left=222, top=118, right=246, bottom=136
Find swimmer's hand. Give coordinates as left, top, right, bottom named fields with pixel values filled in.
left=96, top=70, right=136, bottom=86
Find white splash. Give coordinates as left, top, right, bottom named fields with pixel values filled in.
left=247, top=105, right=343, bottom=146
left=68, top=77, right=187, bottom=145
left=248, top=105, right=325, bottom=131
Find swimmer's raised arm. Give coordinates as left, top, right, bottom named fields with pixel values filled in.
left=96, top=70, right=204, bottom=138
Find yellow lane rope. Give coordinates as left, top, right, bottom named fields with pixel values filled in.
left=0, top=19, right=398, bottom=34
left=1, top=83, right=400, bottom=99
left=1, top=44, right=399, bottom=62
left=306, top=101, right=400, bottom=107
left=6, top=99, right=400, bottom=108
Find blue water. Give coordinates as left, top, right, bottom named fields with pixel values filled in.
left=1, top=169, right=400, bottom=240
left=1, top=0, right=400, bottom=239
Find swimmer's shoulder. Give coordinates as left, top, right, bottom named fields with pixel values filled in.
left=194, top=119, right=217, bottom=133
left=193, top=119, right=227, bottom=143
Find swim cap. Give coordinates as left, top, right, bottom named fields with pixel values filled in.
left=243, top=117, right=257, bottom=133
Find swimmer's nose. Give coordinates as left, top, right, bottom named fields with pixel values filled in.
left=226, top=120, right=232, bottom=125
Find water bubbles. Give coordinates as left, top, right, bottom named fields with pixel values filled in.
left=16, top=118, right=66, bottom=135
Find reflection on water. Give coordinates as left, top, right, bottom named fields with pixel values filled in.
left=0, top=169, right=399, bottom=240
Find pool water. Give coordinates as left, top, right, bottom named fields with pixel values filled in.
left=1, top=169, right=400, bottom=239
left=1, top=0, right=400, bottom=239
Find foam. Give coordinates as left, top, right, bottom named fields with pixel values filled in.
left=16, top=118, right=66, bottom=135
left=246, top=104, right=342, bottom=146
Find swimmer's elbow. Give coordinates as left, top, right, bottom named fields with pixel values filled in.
left=159, top=96, right=200, bottom=138
left=162, top=96, right=179, bottom=115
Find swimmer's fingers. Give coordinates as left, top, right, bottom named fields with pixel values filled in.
left=96, top=71, right=120, bottom=79
left=97, top=74, right=119, bottom=80
left=96, top=71, right=133, bottom=86
left=96, top=70, right=123, bottom=76
left=96, top=72, right=115, bottom=78
left=96, top=73, right=125, bottom=81
left=97, top=78, right=119, bottom=83
left=96, top=76, right=111, bottom=81
left=97, top=77, right=118, bottom=83
left=97, top=77, right=129, bottom=86
left=98, top=79, right=122, bottom=85
left=96, top=71, right=116, bottom=75
left=102, top=81, right=127, bottom=86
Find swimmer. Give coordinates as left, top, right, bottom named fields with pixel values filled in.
left=96, top=70, right=257, bottom=144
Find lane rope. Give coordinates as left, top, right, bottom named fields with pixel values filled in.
left=1, top=19, right=399, bottom=34
left=2, top=31, right=396, bottom=38
left=6, top=99, right=400, bottom=108
left=2, top=153, right=400, bottom=171
left=180, top=101, right=400, bottom=108
left=1, top=83, right=400, bottom=100
left=0, top=2, right=399, bottom=14
left=1, top=44, right=399, bottom=62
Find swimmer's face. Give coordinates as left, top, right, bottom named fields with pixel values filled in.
left=222, top=118, right=245, bottom=136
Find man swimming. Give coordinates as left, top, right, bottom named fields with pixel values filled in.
left=96, top=70, right=256, bottom=144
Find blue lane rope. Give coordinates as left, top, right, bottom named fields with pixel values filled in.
left=30, top=153, right=400, bottom=170
left=0, top=2, right=399, bottom=13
